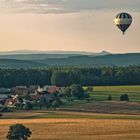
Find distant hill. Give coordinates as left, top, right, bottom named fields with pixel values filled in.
left=0, top=54, right=79, bottom=60
left=0, top=59, right=45, bottom=68
left=39, top=53, right=140, bottom=67
left=0, top=50, right=110, bottom=55
left=0, top=50, right=111, bottom=60
left=0, top=52, right=140, bottom=68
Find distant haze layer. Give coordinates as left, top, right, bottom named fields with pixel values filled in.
left=0, top=0, right=139, bottom=53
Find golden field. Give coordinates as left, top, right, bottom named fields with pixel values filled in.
left=1, top=118, right=140, bottom=140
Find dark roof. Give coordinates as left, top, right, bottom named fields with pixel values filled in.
left=0, top=88, right=10, bottom=93
left=0, top=94, right=8, bottom=99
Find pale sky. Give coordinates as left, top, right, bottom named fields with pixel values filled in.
left=0, top=0, right=140, bottom=53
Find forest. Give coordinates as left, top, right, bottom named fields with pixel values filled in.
left=0, top=66, right=140, bottom=88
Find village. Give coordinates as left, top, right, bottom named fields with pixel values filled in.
left=0, top=85, right=61, bottom=110
left=0, top=84, right=88, bottom=112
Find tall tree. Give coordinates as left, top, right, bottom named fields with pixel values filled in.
left=7, top=124, right=32, bottom=140
left=70, top=84, right=85, bottom=99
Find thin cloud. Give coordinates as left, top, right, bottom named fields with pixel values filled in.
left=0, top=0, right=140, bottom=13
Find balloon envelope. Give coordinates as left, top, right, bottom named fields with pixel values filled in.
left=114, top=12, right=132, bottom=34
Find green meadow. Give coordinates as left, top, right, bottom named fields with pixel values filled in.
left=59, top=85, right=140, bottom=114
left=92, top=85, right=140, bottom=102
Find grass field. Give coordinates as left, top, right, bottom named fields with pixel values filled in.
left=59, top=85, right=140, bottom=114
left=92, top=85, right=140, bottom=102
left=2, top=111, right=140, bottom=120
left=60, top=100, right=140, bottom=114
left=1, top=111, right=140, bottom=140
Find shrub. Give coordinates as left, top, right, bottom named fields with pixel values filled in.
left=120, top=94, right=129, bottom=101
left=51, top=100, right=59, bottom=109
left=108, top=95, right=112, bottom=101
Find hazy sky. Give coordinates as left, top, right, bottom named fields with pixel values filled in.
left=0, top=0, right=140, bottom=53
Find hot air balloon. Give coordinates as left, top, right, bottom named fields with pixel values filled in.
left=114, top=12, right=132, bottom=35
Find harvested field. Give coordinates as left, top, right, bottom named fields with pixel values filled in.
left=1, top=111, right=140, bottom=140
left=0, top=118, right=140, bottom=140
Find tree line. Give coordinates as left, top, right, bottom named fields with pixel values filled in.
left=0, top=66, right=140, bottom=88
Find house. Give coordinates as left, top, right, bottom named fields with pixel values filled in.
left=0, top=88, right=11, bottom=105
left=29, top=85, right=39, bottom=94
left=0, top=88, right=11, bottom=94
left=30, top=94, right=44, bottom=100
left=11, top=86, right=29, bottom=95
left=37, top=85, right=59, bottom=94
left=5, top=98, right=19, bottom=107
left=30, top=92, right=55, bottom=102
left=0, top=94, right=8, bottom=105
left=47, top=86, right=59, bottom=94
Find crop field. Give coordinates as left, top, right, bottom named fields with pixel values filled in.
left=1, top=111, right=140, bottom=140
left=92, top=85, right=140, bottom=102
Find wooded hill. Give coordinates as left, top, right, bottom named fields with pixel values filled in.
left=0, top=53, right=139, bottom=68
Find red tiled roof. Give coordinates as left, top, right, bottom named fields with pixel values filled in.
left=47, top=86, right=59, bottom=94
left=30, top=95, right=43, bottom=100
